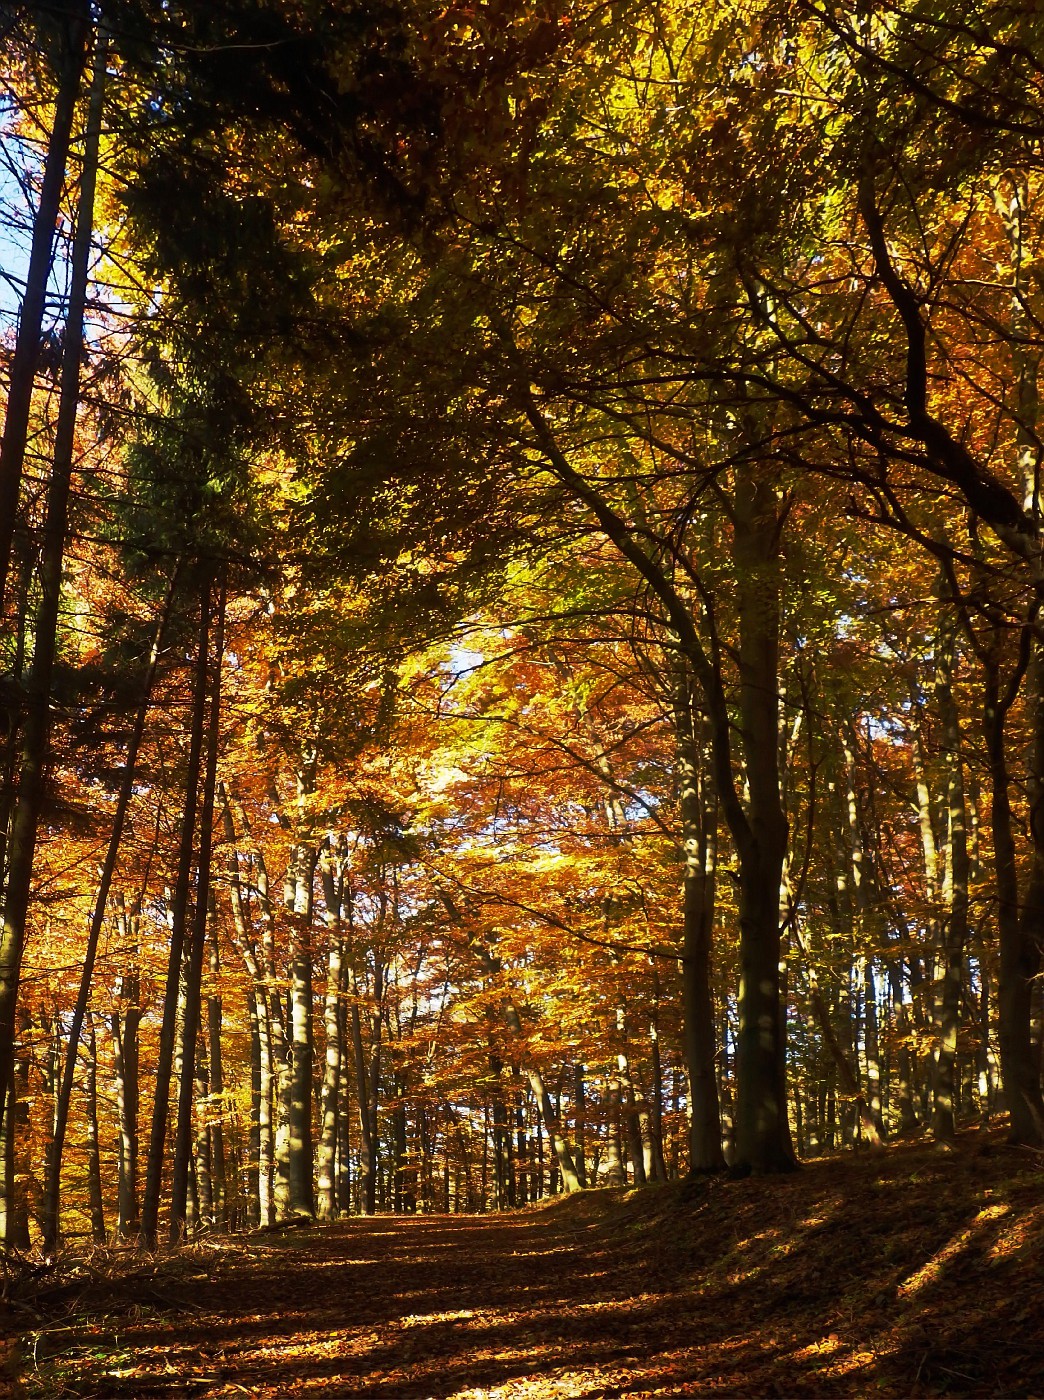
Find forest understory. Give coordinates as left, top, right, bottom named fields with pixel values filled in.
left=6, top=1128, right=1044, bottom=1400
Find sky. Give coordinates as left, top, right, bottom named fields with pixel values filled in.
left=0, top=114, right=75, bottom=342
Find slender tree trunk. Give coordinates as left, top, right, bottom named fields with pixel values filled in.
left=170, top=577, right=225, bottom=1240
left=140, top=579, right=212, bottom=1248
left=572, top=1063, right=586, bottom=1188
left=0, top=28, right=105, bottom=1146
left=244, top=987, right=262, bottom=1229
left=0, top=0, right=89, bottom=613
left=933, top=602, right=969, bottom=1143
left=287, top=916, right=315, bottom=1218
left=207, top=914, right=226, bottom=1231
left=336, top=970, right=352, bottom=1214
left=675, top=679, right=725, bottom=1171
left=192, top=1033, right=213, bottom=1230
left=351, top=998, right=376, bottom=1215
left=41, top=572, right=175, bottom=1253
left=647, top=970, right=668, bottom=1182
left=317, top=935, right=343, bottom=1220
left=603, top=1076, right=625, bottom=1186
left=111, top=898, right=142, bottom=1239
left=1, top=1019, right=30, bottom=1250
left=283, top=750, right=318, bottom=1219
left=82, top=1013, right=105, bottom=1243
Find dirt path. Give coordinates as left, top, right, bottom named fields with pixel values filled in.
left=25, top=1208, right=693, bottom=1399
left=16, top=1145, right=1044, bottom=1397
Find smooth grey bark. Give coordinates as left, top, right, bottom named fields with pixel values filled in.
left=316, top=851, right=345, bottom=1222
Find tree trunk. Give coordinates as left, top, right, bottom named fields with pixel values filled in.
left=41, top=570, right=175, bottom=1253
left=731, top=461, right=795, bottom=1173
left=170, top=577, right=225, bottom=1239
left=0, top=0, right=88, bottom=613
left=283, top=750, right=318, bottom=1220
left=675, top=676, right=725, bottom=1172
left=351, top=998, right=376, bottom=1215
left=572, top=1063, right=587, bottom=1188
left=0, top=27, right=105, bottom=1148
left=317, top=934, right=343, bottom=1220
left=207, top=915, right=226, bottom=1231
left=83, top=1014, right=105, bottom=1243
left=933, top=600, right=969, bottom=1143
left=140, top=579, right=212, bottom=1248
left=244, top=986, right=262, bottom=1229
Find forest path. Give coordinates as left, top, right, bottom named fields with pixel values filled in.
left=19, top=1140, right=1044, bottom=1398
left=28, top=1204, right=699, bottom=1399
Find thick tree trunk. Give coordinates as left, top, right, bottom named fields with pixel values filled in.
left=731, top=462, right=795, bottom=1174
left=989, top=174, right=1044, bottom=1144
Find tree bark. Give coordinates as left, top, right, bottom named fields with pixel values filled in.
left=41, top=568, right=175, bottom=1253
left=675, top=675, right=726, bottom=1172
left=170, top=577, right=225, bottom=1239
left=140, top=578, right=212, bottom=1249
left=933, top=599, right=969, bottom=1143
left=731, top=460, right=795, bottom=1173
left=0, top=25, right=106, bottom=1148
left=0, top=0, right=89, bottom=614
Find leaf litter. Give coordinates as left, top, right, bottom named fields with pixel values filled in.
left=4, top=1129, right=1044, bottom=1398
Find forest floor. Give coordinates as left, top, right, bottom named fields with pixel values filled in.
left=5, top=1129, right=1044, bottom=1398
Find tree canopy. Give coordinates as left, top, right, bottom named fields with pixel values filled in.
left=1, top=0, right=1044, bottom=1268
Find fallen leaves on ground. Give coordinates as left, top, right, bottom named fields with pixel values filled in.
left=6, top=1129, right=1044, bottom=1398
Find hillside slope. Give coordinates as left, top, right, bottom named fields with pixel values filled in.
left=8, top=1129, right=1044, bottom=1397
